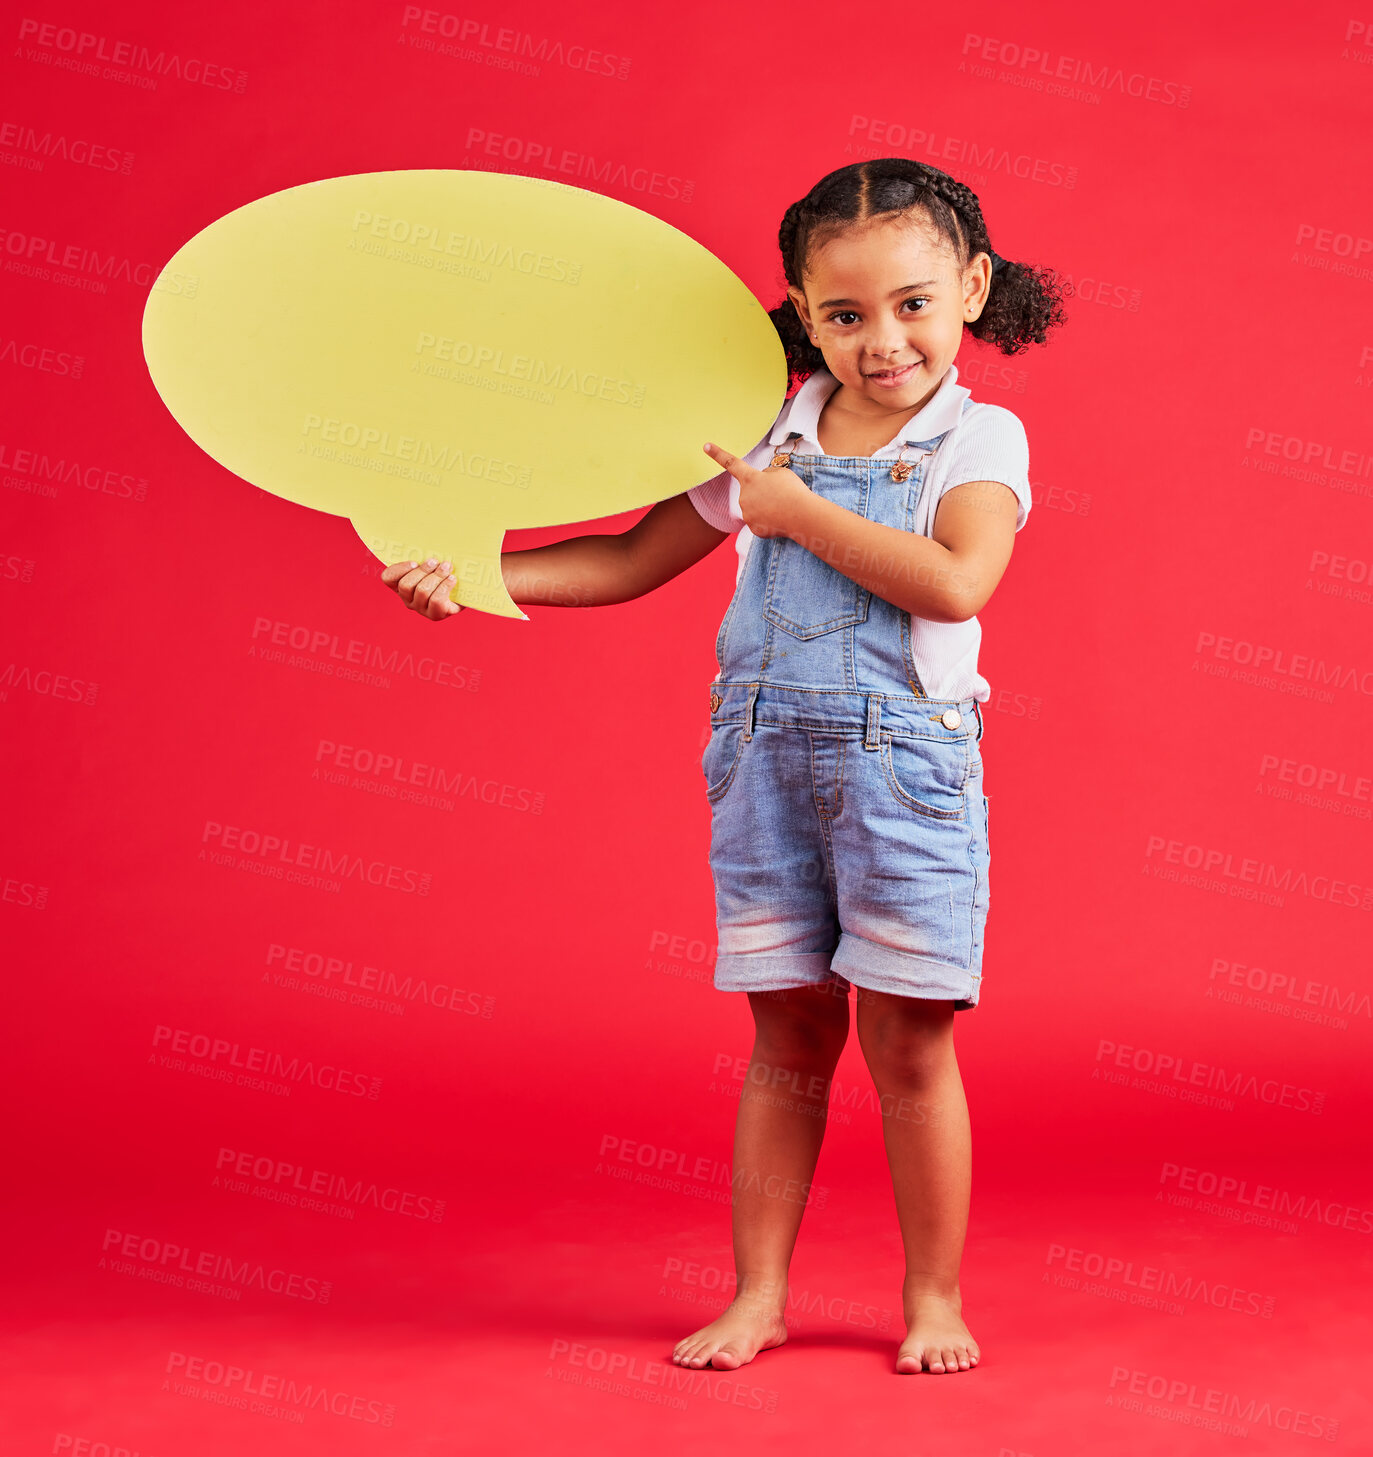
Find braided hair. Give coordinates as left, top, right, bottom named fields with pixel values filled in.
left=768, top=157, right=1069, bottom=390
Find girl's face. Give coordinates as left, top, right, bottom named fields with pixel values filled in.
left=787, top=215, right=993, bottom=413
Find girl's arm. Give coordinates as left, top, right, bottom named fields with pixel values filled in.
left=787, top=480, right=1020, bottom=624
left=500, top=491, right=730, bottom=608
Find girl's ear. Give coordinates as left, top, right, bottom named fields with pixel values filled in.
left=962, top=254, right=993, bottom=322
left=788, top=286, right=814, bottom=336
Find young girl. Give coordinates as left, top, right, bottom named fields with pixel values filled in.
left=383, top=158, right=1067, bottom=1376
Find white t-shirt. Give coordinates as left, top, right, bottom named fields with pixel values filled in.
left=686, top=362, right=1031, bottom=704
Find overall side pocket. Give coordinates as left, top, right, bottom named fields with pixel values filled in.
left=702, top=720, right=747, bottom=804
left=879, top=731, right=971, bottom=821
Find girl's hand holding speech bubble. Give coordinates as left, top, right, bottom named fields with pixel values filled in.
left=381, top=558, right=465, bottom=621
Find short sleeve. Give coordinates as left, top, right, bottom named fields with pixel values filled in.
left=938, top=405, right=1032, bottom=531
left=686, top=469, right=738, bottom=534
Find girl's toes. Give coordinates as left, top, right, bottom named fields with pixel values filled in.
left=712, top=1343, right=744, bottom=1369
left=942, top=1346, right=961, bottom=1372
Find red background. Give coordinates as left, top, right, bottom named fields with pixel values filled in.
left=4, top=0, right=1372, bottom=1452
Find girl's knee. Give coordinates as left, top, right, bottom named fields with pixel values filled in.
left=857, top=998, right=956, bottom=1085
left=750, top=985, right=850, bottom=1062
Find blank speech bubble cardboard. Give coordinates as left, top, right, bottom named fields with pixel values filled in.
left=141, top=169, right=787, bottom=618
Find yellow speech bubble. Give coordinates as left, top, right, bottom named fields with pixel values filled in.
left=141, top=170, right=786, bottom=618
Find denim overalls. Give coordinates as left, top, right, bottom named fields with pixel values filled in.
left=702, top=402, right=991, bottom=1008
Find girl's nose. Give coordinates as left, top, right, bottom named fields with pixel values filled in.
left=865, top=329, right=911, bottom=358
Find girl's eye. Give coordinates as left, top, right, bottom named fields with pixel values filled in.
left=826, top=298, right=928, bottom=327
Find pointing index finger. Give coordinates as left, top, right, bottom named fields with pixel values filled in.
left=703, top=441, right=748, bottom=478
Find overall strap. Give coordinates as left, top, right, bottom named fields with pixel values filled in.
left=769, top=432, right=803, bottom=468
left=892, top=397, right=974, bottom=481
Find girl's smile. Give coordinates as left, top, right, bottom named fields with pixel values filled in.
left=864, top=359, right=923, bottom=388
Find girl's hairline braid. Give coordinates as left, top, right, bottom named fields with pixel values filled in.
left=784, top=161, right=996, bottom=289
left=886, top=161, right=990, bottom=263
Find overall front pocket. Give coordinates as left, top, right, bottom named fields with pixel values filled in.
left=702, top=720, right=747, bottom=804
left=880, top=732, right=971, bottom=820
left=762, top=536, right=872, bottom=639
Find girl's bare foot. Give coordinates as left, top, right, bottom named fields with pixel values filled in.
left=895, top=1291, right=980, bottom=1374
left=672, top=1295, right=788, bottom=1370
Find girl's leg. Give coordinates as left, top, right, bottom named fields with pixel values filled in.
left=672, top=982, right=850, bottom=1370
left=854, top=989, right=980, bottom=1374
